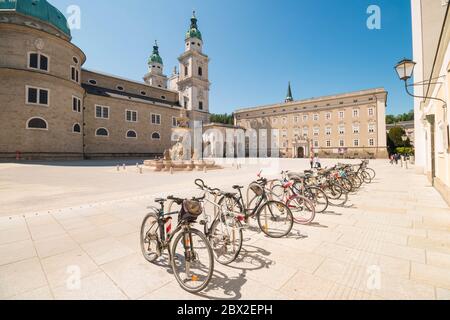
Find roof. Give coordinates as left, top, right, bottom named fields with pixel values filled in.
left=235, top=87, right=388, bottom=113
left=82, top=84, right=181, bottom=108
left=0, top=0, right=71, bottom=37
left=186, top=11, right=202, bottom=41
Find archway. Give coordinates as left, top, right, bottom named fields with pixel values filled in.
left=297, top=147, right=305, bottom=158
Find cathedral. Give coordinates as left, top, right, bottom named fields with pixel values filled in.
left=0, top=0, right=210, bottom=160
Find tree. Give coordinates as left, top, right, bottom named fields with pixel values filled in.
left=209, top=113, right=234, bottom=125
left=386, top=109, right=414, bottom=124
left=387, top=126, right=412, bottom=155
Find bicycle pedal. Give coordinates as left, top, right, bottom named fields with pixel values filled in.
left=199, top=220, right=207, bottom=226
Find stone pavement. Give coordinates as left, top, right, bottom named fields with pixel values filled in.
left=1, top=159, right=450, bottom=300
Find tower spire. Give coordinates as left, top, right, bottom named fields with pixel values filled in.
left=285, top=81, right=294, bottom=102
left=186, top=10, right=202, bottom=41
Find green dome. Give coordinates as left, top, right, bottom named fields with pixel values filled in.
left=148, top=41, right=163, bottom=65
left=0, top=0, right=71, bottom=37
left=185, top=12, right=202, bottom=41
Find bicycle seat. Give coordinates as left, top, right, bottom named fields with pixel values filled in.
left=155, top=198, right=166, bottom=203
left=233, top=185, right=244, bottom=190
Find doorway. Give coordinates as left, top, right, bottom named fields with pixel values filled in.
left=297, top=147, right=305, bottom=158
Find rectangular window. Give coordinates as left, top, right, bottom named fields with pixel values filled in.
left=353, top=125, right=360, bottom=134
left=326, top=112, right=331, bottom=120
left=338, top=126, right=345, bottom=135
left=313, top=114, right=319, bottom=121
left=303, top=127, right=309, bottom=137
left=172, top=117, right=178, bottom=127
left=29, top=53, right=38, bottom=69
left=28, top=53, right=48, bottom=71
left=368, top=108, right=374, bottom=116
left=313, top=127, right=320, bottom=136
left=368, top=124, right=376, bottom=134
left=282, top=130, right=288, bottom=138
left=151, top=113, right=161, bottom=125
left=314, top=140, right=319, bottom=148
left=303, top=115, right=308, bottom=122
left=199, top=101, right=203, bottom=110
left=72, top=96, right=81, bottom=113
left=325, top=127, right=332, bottom=136
left=353, top=139, right=360, bottom=147
left=339, top=140, right=345, bottom=147
left=70, top=66, right=80, bottom=83
left=353, top=109, right=359, bottom=118
left=126, top=110, right=138, bottom=122
left=339, top=111, right=345, bottom=119
left=294, top=116, right=299, bottom=123
left=26, top=86, right=49, bottom=106
left=369, top=138, right=375, bottom=147
left=95, top=105, right=109, bottom=119
left=326, top=140, right=331, bottom=147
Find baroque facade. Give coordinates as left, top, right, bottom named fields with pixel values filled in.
left=0, top=0, right=210, bottom=160
left=234, top=86, right=388, bottom=159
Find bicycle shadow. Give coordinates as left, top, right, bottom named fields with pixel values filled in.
left=305, top=222, right=329, bottom=228
left=195, top=244, right=276, bottom=300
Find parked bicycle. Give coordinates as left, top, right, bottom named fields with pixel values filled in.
left=215, top=173, right=294, bottom=238
left=140, top=195, right=214, bottom=293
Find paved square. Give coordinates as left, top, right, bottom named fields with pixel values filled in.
left=1, top=159, right=450, bottom=300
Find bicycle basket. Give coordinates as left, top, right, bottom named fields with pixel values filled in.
left=249, top=182, right=264, bottom=196
left=178, top=200, right=203, bottom=222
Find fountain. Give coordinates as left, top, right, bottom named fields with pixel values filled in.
left=144, top=110, right=220, bottom=172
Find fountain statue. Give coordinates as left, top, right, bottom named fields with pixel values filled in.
left=143, top=110, right=220, bottom=172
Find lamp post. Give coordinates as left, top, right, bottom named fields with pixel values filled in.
left=395, top=58, right=447, bottom=109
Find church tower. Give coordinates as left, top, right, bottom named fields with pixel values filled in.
left=177, top=11, right=210, bottom=124
left=285, top=82, right=294, bottom=103
left=143, top=41, right=168, bottom=89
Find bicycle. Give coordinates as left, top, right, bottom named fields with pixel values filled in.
left=140, top=195, right=214, bottom=293
left=267, top=172, right=316, bottom=225
left=215, top=173, right=294, bottom=238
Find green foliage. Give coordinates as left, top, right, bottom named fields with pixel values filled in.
left=209, top=113, right=234, bottom=125
left=386, top=110, right=414, bottom=124
left=387, top=127, right=412, bottom=155
left=396, top=147, right=414, bottom=155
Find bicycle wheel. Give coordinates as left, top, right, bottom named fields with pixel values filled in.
left=365, top=168, right=376, bottom=180
left=209, top=214, right=243, bottom=265
left=324, top=183, right=348, bottom=207
left=360, top=170, right=372, bottom=184
left=286, top=194, right=316, bottom=225
left=171, top=228, right=214, bottom=293
left=269, top=181, right=285, bottom=201
left=304, top=186, right=329, bottom=213
left=256, top=201, right=293, bottom=238
left=140, top=212, right=161, bottom=263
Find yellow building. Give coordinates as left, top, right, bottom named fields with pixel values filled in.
left=234, top=86, right=388, bottom=159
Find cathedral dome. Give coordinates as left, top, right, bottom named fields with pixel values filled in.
left=185, top=12, right=202, bottom=41
left=148, top=41, right=163, bottom=65
left=0, top=0, right=71, bottom=37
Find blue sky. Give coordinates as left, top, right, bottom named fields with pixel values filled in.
left=54, top=0, right=413, bottom=115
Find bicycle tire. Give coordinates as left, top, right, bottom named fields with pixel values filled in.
left=171, top=228, right=214, bottom=293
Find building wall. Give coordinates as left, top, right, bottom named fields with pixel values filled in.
left=83, top=94, right=181, bottom=157
left=0, top=23, right=86, bottom=159
left=411, top=0, right=450, bottom=205
left=234, top=89, right=388, bottom=159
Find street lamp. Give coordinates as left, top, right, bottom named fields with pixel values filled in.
left=394, top=58, right=447, bottom=107
left=395, top=59, right=416, bottom=81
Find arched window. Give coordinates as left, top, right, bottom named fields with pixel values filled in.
left=151, top=132, right=161, bottom=140
left=96, top=128, right=109, bottom=137
left=26, top=117, right=48, bottom=130
left=185, top=66, right=188, bottom=76
left=126, top=130, right=137, bottom=139
left=73, top=123, right=81, bottom=133
left=198, top=67, right=203, bottom=76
